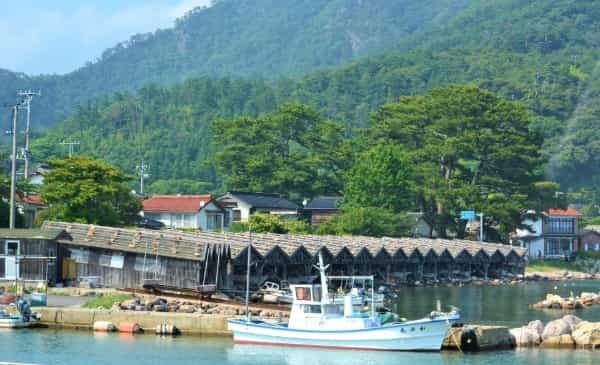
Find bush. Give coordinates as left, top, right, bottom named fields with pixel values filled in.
left=82, top=294, right=133, bottom=309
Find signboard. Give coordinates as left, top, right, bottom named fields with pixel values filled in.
left=460, top=210, right=476, bottom=220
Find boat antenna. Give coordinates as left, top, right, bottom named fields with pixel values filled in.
left=245, top=225, right=252, bottom=322
left=313, top=251, right=330, bottom=304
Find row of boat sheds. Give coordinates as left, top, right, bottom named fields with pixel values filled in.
left=1, top=221, right=527, bottom=291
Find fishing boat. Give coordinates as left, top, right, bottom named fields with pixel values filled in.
left=228, top=253, right=460, bottom=351
left=0, top=297, right=39, bottom=329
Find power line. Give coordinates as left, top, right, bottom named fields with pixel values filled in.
left=136, top=161, right=149, bottom=195
left=60, top=141, right=80, bottom=157
left=4, top=100, right=26, bottom=229
left=17, top=90, right=41, bottom=180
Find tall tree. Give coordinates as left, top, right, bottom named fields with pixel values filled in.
left=39, top=156, right=141, bottom=226
left=343, top=144, right=415, bottom=212
left=213, top=103, right=350, bottom=200
left=366, top=84, right=546, bottom=241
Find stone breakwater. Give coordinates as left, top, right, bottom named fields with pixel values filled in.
left=115, top=294, right=289, bottom=319
left=530, top=292, right=600, bottom=310
left=509, top=315, right=600, bottom=349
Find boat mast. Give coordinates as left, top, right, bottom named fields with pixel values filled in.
left=317, top=252, right=330, bottom=304
left=245, top=227, right=252, bottom=322
left=370, top=275, right=375, bottom=320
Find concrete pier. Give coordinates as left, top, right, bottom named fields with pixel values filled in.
left=36, top=307, right=231, bottom=335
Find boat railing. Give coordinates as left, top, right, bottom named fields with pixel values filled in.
left=327, top=275, right=376, bottom=320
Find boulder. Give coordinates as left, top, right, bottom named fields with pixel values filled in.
left=540, top=334, right=575, bottom=349
left=144, top=296, right=163, bottom=307
left=527, top=320, right=544, bottom=336
left=509, top=327, right=541, bottom=347
left=580, top=292, right=597, bottom=305
left=542, top=318, right=571, bottom=340
left=562, top=315, right=582, bottom=331
left=178, top=305, right=196, bottom=313
left=571, top=321, right=600, bottom=349
left=120, top=298, right=139, bottom=311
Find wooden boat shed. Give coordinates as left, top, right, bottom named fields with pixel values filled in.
left=38, top=221, right=527, bottom=290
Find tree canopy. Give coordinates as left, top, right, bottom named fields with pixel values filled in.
left=213, top=103, right=349, bottom=200
left=39, top=156, right=141, bottom=226
left=362, top=84, right=548, bottom=240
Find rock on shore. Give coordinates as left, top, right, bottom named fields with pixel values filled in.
left=509, top=315, right=600, bottom=349
left=115, top=295, right=288, bottom=318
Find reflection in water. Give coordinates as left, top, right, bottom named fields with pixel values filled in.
left=225, top=343, right=464, bottom=365
left=1, top=281, right=599, bottom=365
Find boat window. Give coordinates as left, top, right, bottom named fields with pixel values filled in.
left=312, top=287, right=322, bottom=302
left=322, top=304, right=343, bottom=315
left=295, top=287, right=312, bottom=301
left=303, top=305, right=322, bottom=314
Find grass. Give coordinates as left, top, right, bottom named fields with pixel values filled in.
left=526, top=260, right=585, bottom=273
left=82, top=294, right=133, bottom=309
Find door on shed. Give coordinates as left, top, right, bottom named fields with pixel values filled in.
left=4, top=240, right=20, bottom=279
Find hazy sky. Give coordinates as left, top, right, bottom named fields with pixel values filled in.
left=0, top=0, right=213, bottom=75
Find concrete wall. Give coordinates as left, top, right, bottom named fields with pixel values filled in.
left=37, top=307, right=231, bottom=335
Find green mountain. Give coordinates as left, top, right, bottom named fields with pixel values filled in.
left=11, top=0, right=600, bottom=199
left=0, top=0, right=470, bottom=129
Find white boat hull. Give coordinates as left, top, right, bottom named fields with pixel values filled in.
left=228, top=316, right=458, bottom=351
left=0, top=317, right=37, bottom=329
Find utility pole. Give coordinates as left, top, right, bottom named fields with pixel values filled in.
left=136, top=161, right=149, bottom=195
left=478, top=212, right=484, bottom=242
left=17, top=90, right=40, bottom=179
left=60, top=141, right=80, bottom=157
left=5, top=101, right=24, bottom=229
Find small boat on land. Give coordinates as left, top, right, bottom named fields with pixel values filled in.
left=0, top=296, right=40, bottom=329
left=229, top=253, right=460, bottom=351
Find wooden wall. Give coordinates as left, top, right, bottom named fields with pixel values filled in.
left=61, top=244, right=206, bottom=289
left=0, top=238, right=58, bottom=283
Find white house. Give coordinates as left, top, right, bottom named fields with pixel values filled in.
left=513, top=208, right=582, bottom=258
left=217, top=191, right=300, bottom=223
left=142, top=195, right=226, bottom=230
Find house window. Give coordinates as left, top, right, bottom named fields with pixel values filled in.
left=184, top=214, right=194, bottom=228
left=547, top=218, right=574, bottom=234
left=545, top=238, right=572, bottom=256
left=206, top=214, right=223, bottom=230
left=233, top=210, right=241, bottom=222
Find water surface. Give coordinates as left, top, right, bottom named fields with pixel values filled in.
left=2, top=281, right=600, bottom=365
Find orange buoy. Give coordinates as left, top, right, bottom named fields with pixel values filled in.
left=118, top=321, right=141, bottom=333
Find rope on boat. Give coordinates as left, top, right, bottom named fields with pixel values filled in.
left=446, top=316, right=463, bottom=353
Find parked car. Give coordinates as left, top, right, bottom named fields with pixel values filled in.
left=136, top=218, right=165, bottom=230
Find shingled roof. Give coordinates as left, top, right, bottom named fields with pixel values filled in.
left=142, top=195, right=216, bottom=213
left=305, top=196, right=340, bottom=210
left=42, top=221, right=526, bottom=265
left=545, top=208, right=583, bottom=217
left=218, top=192, right=299, bottom=210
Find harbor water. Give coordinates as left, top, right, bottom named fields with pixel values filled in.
left=1, top=280, right=600, bottom=365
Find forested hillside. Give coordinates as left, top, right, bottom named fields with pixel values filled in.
left=0, top=0, right=470, bottom=129
left=7, top=0, right=600, bottom=214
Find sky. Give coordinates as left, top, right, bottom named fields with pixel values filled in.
left=0, top=0, right=213, bottom=75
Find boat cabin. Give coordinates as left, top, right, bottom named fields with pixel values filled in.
left=287, top=284, right=377, bottom=330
